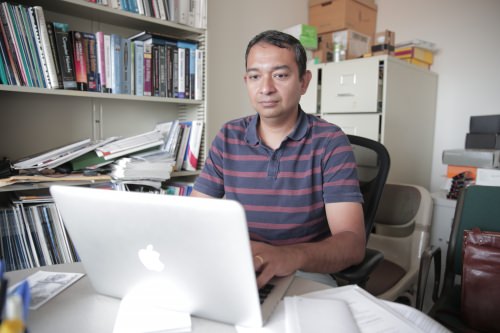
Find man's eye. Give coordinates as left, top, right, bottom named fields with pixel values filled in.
left=248, top=75, right=260, bottom=80
left=273, top=73, right=289, bottom=79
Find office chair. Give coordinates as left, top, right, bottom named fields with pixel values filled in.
left=332, top=135, right=391, bottom=287
left=418, top=185, right=500, bottom=332
left=362, top=183, right=433, bottom=307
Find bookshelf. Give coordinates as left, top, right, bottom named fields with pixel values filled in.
left=0, top=0, right=207, bottom=270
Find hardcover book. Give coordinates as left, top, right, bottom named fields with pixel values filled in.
left=82, top=32, right=98, bottom=92
left=70, top=31, right=88, bottom=91
left=51, top=22, right=77, bottom=89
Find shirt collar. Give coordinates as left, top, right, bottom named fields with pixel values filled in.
left=245, top=107, right=309, bottom=145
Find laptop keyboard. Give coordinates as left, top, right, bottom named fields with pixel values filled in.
left=259, top=283, right=275, bottom=304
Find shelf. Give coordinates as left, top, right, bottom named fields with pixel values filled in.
left=0, top=85, right=204, bottom=105
left=0, top=171, right=200, bottom=192
left=12, top=0, right=205, bottom=39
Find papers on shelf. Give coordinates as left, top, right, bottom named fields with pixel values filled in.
left=111, top=151, right=175, bottom=181
left=96, top=130, right=165, bottom=160
left=0, top=174, right=112, bottom=188
left=8, top=271, right=84, bottom=310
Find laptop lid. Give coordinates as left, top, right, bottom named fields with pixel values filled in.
left=50, top=185, right=291, bottom=327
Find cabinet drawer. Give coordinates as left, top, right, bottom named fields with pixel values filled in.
left=322, top=113, right=381, bottom=142
left=321, top=58, right=380, bottom=113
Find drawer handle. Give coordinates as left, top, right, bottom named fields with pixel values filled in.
left=337, top=93, right=354, bottom=97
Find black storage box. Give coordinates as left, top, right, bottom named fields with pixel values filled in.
left=470, top=114, right=500, bottom=134
left=465, top=133, right=500, bottom=149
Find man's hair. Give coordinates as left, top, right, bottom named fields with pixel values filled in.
left=245, top=30, right=307, bottom=79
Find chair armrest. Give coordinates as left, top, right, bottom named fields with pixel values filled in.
left=331, top=248, right=384, bottom=287
left=415, top=245, right=441, bottom=311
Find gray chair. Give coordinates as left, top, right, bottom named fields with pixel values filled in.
left=362, top=183, right=434, bottom=307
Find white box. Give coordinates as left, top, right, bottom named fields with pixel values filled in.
left=476, top=168, right=500, bottom=186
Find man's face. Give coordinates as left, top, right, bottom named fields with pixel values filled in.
left=244, top=42, right=310, bottom=121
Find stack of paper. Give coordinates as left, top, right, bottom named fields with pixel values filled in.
left=96, top=130, right=165, bottom=161
left=111, top=152, right=175, bottom=181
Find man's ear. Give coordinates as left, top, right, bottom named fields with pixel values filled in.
left=300, top=70, right=312, bottom=95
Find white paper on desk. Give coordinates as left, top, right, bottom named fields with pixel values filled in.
left=284, top=296, right=361, bottom=333
left=302, top=285, right=425, bottom=333
left=113, top=291, right=191, bottom=333
left=235, top=301, right=286, bottom=333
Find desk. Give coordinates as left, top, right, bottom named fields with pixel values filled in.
left=7, top=263, right=448, bottom=333
left=6, top=263, right=329, bottom=333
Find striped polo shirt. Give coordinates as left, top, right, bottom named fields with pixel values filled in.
left=193, top=109, right=363, bottom=245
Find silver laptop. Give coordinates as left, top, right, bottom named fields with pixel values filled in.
left=50, top=185, right=293, bottom=328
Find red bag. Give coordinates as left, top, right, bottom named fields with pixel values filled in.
left=462, top=228, right=500, bottom=333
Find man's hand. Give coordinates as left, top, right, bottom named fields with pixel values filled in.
left=251, top=241, right=304, bottom=289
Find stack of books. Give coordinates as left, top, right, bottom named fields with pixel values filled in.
left=442, top=115, right=500, bottom=197
left=394, top=39, right=436, bottom=70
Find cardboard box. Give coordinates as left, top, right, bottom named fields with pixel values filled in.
left=395, top=46, right=434, bottom=64
left=331, top=29, right=371, bottom=60
left=283, top=24, right=318, bottom=50
left=373, top=30, right=395, bottom=46
left=309, top=0, right=377, bottom=37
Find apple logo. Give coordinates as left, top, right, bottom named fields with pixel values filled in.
left=138, top=244, right=165, bottom=272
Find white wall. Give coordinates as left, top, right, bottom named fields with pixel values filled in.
left=207, top=0, right=500, bottom=192
left=206, top=1, right=308, bottom=146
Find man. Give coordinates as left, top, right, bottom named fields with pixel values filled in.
left=191, top=30, right=365, bottom=288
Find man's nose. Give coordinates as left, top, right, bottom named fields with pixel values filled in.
left=259, top=75, right=276, bottom=94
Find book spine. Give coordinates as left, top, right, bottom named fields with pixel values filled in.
left=134, top=40, right=144, bottom=96
left=152, top=44, right=159, bottom=96
left=143, top=42, right=152, bottom=96
left=110, top=33, right=122, bottom=94
left=166, top=44, right=174, bottom=97
left=0, top=3, right=26, bottom=85
left=103, top=33, right=111, bottom=93
left=0, top=4, right=21, bottom=85
left=172, top=46, right=178, bottom=98
left=45, top=21, right=63, bottom=88
left=95, top=31, right=106, bottom=92
left=23, top=6, right=47, bottom=88
left=71, top=31, right=88, bottom=91
left=120, top=37, right=131, bottom=94
left=182, top=120, right=203, bottom=171
left=52, top=22, right=76, bottom=89
left=9, top=4, right=35, bottom=87
left=176, top=47, right=185, bottom=98
left=158, top=44, right=166, bottom=97
left=82, top=32, right=98, bottom=91
left=194, top=49, right=203, bottom=100
left=33, top=6, right=59, bottom=89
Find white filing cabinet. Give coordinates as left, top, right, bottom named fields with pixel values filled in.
left=301, top=55, right=438, bottom=189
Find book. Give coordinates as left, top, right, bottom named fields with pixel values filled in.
left=1, top=3, right=28, bottom=86
left=82, top=32, right=98, bottom=91
left=176, top=47, right=185, bottom=98
left=174, top=123, right=191, bottom=171
left=71, top=31, right=88, bottom=91
left=103, top=33, right=111, bottom=93
left=109, top=33, right=122, bottom=94
left=143, top=42, right=152, bottom=96
left=182, top=120, right=203, bottom=171
left=51, top=22, right=77, bottom=89
left=121, top=37, right=131, bottom=94
left=177, top=39, right=197, bottom=99
left=194, top=49, right=203, bottom=100
left=95, top=31, right=107, bottom=92
left=133, top=40, right=144, bottom=96
left=394, top=46, right=434, bottom=64
left=45, top=21, right=63, bottom=88
left=32, top=6, right=59, bottom=89
left=0, top=4, right=22, bottom=85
